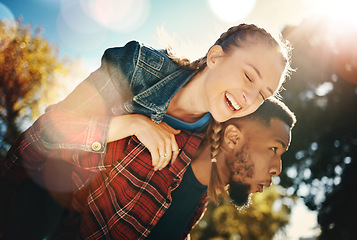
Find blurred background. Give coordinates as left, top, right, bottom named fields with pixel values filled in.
left=0, top=0, right=356, bottom=239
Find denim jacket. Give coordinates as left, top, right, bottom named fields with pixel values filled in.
left=39, top=41, right=198, bottom=154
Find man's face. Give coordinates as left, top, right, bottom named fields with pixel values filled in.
left=227, top=118, right=291, bottom=207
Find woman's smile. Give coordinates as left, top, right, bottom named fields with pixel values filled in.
left=225, top=92, right=242, bottom=111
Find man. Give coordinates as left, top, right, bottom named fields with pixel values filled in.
left=1, top=98, right=296, bottom=240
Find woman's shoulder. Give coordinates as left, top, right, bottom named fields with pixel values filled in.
left=102, top=40, right=178, bottom=70
left=101, top=40, right=141, bottom=63
left=102, top=41, right=167, bottom=59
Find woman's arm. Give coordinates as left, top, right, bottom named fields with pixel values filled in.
left=2, top=41, right=180, bottom=177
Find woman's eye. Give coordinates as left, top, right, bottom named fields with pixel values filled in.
left=245, top=74, right=253, bottom=82
left=260, top=93, right=266, bottom=101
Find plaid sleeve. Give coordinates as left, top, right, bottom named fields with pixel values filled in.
left=0, top=112, right=110, bottom=185
left=39, top=109, right=111, bottom=153
left=0, top=116, right=50, bottom=184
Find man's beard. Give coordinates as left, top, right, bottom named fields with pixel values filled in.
left=227, top=144, right=253, bottom=209
left=227, top=179, right=251, bottom=209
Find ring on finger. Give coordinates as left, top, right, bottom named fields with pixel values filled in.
left=160, top=153, right=167, bottom=158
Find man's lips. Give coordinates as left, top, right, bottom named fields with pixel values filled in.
left=225, top=92, right=242, bottom=111
left=257, top=182, right=272, bottom=193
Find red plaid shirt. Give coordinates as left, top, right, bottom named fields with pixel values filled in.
left=1, top=126, right=208, bottom=240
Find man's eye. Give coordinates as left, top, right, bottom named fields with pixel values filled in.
left=245, top=74, right=252, bottom=82
left=270, top=147, right=277, bottom=153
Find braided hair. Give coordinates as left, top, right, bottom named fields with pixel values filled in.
left=206, top=119, right=227, bottom=203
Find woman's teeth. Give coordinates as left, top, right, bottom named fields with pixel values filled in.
left=225, top=92, right=241, bottom=111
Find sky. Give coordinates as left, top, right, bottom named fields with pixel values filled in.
left=0, top=0, right=319, bottom=72
left=1, top=0, right=356, bottom=72
left=1, top=0, right=355, bottom=239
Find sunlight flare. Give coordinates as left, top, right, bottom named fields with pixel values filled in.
left=209, top=0, right=256, bottom=22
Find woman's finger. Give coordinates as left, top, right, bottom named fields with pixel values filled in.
left=171, top=149, right=180, bottom=165
left=156, top=142, right=167, bottom=171
left=170, top=134, right=180, bottom=164
left=156, top=139, right=172, bottom=171
left=148, top=144, right=160, bottom=170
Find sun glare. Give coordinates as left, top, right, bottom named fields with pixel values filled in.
left=308, top=0, right=357, bottom=28
left=209, top=0, right=256, bottom=22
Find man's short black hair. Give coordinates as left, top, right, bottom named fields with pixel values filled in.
left=241, top=97, right=296, bottom=129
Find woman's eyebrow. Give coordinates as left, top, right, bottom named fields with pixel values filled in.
left=248, top=63, right=274, bottom=95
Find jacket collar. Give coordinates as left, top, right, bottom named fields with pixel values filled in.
left=133, top=68, right=198, bottom=119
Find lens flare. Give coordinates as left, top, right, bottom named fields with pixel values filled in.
left=81, top=0, right=150, bottom=32
left=209, top=0, right=256, bottom=22
left=56, top=0, right=107, bottom=52
left=59, top=0, right=103, bottom=34
left=307, top=0, right=357, bottom=27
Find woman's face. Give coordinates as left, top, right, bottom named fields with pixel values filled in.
left=203, top=43, right=284, bottom=122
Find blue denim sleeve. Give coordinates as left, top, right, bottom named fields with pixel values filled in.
left=38, top=41, right=141, bottom=153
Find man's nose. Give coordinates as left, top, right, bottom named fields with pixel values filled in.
left=270, top=159, right=282, bottom=176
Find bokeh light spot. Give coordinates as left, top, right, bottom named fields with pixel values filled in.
left=209, top=0, right=256, bottom=22
left=315, top=82, right=333, bottom=96
left=60, top=0, right=103, bottom=34
left=57, top=1, right=107, bottom=52
left=81, top=0, right=150, bottom=33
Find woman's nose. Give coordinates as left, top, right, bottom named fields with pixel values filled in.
left=242, top=89, right=260, bottom=106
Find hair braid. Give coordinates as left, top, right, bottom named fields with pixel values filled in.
left=214, top=23, right=277, bottom=47
left=207, top=119, right=228, bottom=204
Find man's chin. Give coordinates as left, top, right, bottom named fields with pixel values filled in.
left=227, top=181, right=251, bottom=209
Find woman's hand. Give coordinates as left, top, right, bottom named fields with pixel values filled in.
left=108, top=114, right=181, bottom=171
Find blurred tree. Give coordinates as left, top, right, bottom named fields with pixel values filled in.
left=317, top=154, right=357, bottom=240
left=279, top=16, right=357, bottom=238
left=0, top=18, right=82, bottom=238
left=0, top=18, right=77, bottom=159
left=191, top=186, right=294, bottom=240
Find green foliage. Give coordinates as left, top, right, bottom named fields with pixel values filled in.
left=0, top=18, right=78, bottom=157
left=191, top=186, right=295, bottom=240
left=317, top=158, right=357, bottom=240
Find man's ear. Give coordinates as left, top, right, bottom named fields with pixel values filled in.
left=207, top=45, right=224, bottom=68
left=223, top=124, right=242, bottom=149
